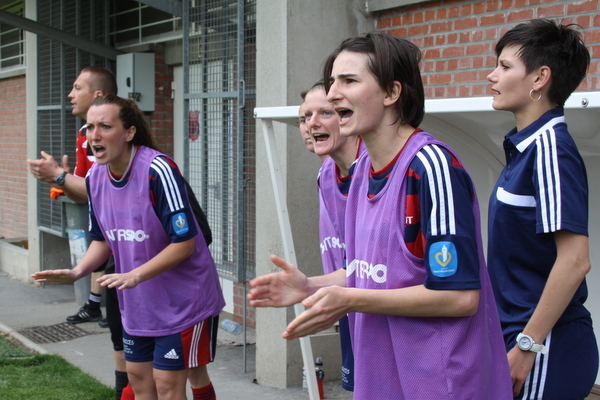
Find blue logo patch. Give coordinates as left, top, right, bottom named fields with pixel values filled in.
left=429, top=241, right=458, bottom=278
left=171, top=213, right=189, bottom=235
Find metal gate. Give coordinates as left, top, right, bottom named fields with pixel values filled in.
left=36, top=0, right=113, bottom=237
left=34, top=0, right=257, bottom=283
left=182, top=0, right=256, bottom=283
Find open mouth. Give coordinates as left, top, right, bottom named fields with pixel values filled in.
left=313, top=133, right=330, bottom=142
left=336, top=108, right=353, bottom=122
left=92, top=145, right=106, bottom=158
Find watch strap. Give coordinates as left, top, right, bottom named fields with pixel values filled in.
left=530, top=342, right=548, bottom=354
left=517, top=333, right=548, bottom=355
left=55, top=171, right=67, bottom=186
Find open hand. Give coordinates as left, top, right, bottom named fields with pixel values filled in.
left=283, top=285, right=350, bottom=340
left=31, top=269, right=77, bottom=284
left=97, top=272, right=141, bottom=290
left=248, top=255, right=309, bottom=308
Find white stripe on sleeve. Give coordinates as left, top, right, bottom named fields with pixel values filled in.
left=416, top=145, right=456, bottom=236
left=150, top=157, right=184, bottom=212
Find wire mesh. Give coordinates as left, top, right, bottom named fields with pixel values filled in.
left=37, top=0, right=113, bottom=236
left=35, top=0, right=257, bottom=282
left=110, top=1, right=182, bottom=48
left=185, top=0, right=256, bottom=282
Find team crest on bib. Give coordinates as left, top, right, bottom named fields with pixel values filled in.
left=429, top=241, right=457, bottom=277
left=172, top=213, right=189, bottom=235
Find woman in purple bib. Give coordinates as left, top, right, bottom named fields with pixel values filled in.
left=249, top=32, right=512, bottom=399
left=33, top=95, right=225, bottom=400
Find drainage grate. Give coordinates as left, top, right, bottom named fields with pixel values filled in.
left=18, top=323, right=91, bottom=344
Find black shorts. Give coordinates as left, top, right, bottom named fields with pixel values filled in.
left=104, top=256, right=123, bottom=351
left=92, top=257, right=108, bottom=273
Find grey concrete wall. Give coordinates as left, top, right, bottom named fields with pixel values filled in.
left=25, top=0, right=41, bottom=281
left=255, top=0, right=374, bottom=389
left=0, top=239, right=29, bottom=281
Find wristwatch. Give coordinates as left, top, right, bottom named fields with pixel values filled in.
left=516, top=333, right=548, bottom=354
left=55, top=171, right=67, bottom=186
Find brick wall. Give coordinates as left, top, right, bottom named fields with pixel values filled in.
left=0, top=75, right=27, bottom=239
left=233, top=282, right=256, bottom=327
left=0, top=51, right=174, bottom=241
left=151, top=50, right=174, bottom=158
left=375, top=0, right=600, bottom=99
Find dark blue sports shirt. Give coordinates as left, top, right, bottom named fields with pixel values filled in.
left=487, top=107, right=591, bottom=336
left=369, top=140, right=482, bottom=291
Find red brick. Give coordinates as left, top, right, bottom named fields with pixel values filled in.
left=455, top=17, right=478, bottom=30
left=430, top=73, right=452, bottom=85
left=0, top=75, right=27, bottom=238
left=407, top=25, right=429, bottom=36
left=422, top=36, right=434, bottom=46
left=474, top=2, right=486, bottom=14
left=567, top=0, right=598, bottom=14
left=575, top=15, right=592, bottom=28
left=459, top=85, right=471, bottom=97
left=460, top=3, right=473, bottom=16
left=455, top=70, right=479, bottom=83
left=484, top=0, right=500, bottom=12
left=431, top=20, right=452, bottom=33
left=377, top=17, right=391, bottom=29
left=442, top=46, right=464, bottom=58
left=481, top=13, right=506, bottom=26
left=500, top=0, right=512, bottom=10
left=538, top=4, right=567, bottom=18
left=447, top=86, right=458, bottom=97
left=467, top=43, right=491, bottom=55
left=423, top=48, right=441, bottom=60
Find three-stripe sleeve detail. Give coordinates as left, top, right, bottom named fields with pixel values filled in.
left=150, top=157, right=185, bottom=212
left=416, top=145, right=456, bottom=236
left=535, top=128, right=561, bottom=233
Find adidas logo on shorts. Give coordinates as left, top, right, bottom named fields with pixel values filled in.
left=164, top=349, right=179, bottom=360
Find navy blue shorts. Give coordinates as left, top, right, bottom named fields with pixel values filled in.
left=122, top=315, right=219, bottom=371
left=508, top=319, right=598, bottom=400
left=338, top=315, right=354, bottom=391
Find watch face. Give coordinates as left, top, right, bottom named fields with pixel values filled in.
left=518, top=336, right=532, bottom=351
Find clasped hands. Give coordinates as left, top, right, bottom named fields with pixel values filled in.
left=27, top=151, right=70, bottom=183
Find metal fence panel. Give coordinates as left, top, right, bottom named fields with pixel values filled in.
left=37, top=0, right=112, bottom=236
left=184, top=0, right=256, bottom=282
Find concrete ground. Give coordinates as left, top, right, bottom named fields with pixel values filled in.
left=0, top=271, right=353, bottom=400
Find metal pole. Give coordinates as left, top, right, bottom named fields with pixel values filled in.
left=259, top=118, right=319, bottom=400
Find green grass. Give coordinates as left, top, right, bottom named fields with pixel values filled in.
left=0, top=334, right=31, bottom=358
left=0, top=335, right=114, bottom=400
